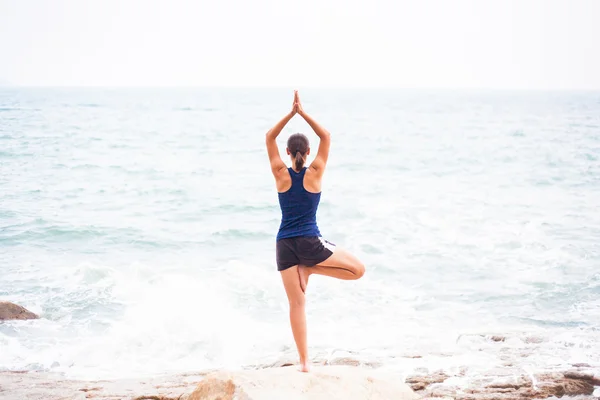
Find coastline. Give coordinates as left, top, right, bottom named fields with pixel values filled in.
left=0, top=363, right=416, bottom=400
left=2, top=304, right=599, bottom=399
left=0, top=368, right=207, bottom=400
left=1, top=357, right=598, bottom=400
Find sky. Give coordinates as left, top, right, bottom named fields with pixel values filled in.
left=0, top=0, right=599, bottom=89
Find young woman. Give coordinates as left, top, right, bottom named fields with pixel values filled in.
left=265, top=90, right=365, bottom=372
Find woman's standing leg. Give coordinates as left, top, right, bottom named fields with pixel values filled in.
left=280, top=265, right=310, bottom=372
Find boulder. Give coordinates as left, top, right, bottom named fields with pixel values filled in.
left=405, top=370, right=449, bottom=391
left=186, top=365, right=418, bottom=400
left=407, top=366, right=600, bottom=400
left=0, top=301, right=39, bottom=321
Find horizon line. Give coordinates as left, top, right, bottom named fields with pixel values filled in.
left=1, top=84, right=600, bottom=92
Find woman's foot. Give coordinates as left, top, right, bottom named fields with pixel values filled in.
left=297, top=266, right=311, bottom=293
left=299, top=360, right=311, bottom=372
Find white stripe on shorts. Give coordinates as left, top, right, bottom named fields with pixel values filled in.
left=319, top=237, right=336, bottom=252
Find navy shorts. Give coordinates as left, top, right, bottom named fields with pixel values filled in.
left=276, top=236, right=336, bottom=271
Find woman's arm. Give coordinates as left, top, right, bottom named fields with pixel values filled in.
left=297, top=95, right=330, bottom=174
left=266, top=92, right=298, bottom=175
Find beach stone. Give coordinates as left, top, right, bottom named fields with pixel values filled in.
left=324, top=357, right=383, bottom=368
left=0, top=370, right=206, bottom=400
left=405, top=371, right=449, bottom=391
left=413, top=367, right=599, bottom=400
left=187, top=365, right=418, bottom=400
left=425, top=384, right=460, bottom=398
left=534, top=372, right=596, bottom=397
left=0, top=301, right=39, bottom=321
left=523, top=335, right=544, bottom=344
left=572, top=363, right=592, bottom=368
left=563, top=369, right=600, bottom=386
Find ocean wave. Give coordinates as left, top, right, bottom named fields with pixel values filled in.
left=0, top=228, right=105, bottom=248
left=210, top=228, right=271, bottom=240
left=77, top=103, right=101, bottom=108
left=215, top=203, right=278, bottom=213
left=0, top=224, right=169, bottom=249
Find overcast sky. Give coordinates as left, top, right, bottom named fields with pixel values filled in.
left=1, top=0, right=599, bottom=89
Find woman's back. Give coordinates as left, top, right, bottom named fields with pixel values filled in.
left=277, top=167, right=322, bottom=240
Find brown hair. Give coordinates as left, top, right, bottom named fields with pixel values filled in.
left=287, top=133, right=309, bottom=170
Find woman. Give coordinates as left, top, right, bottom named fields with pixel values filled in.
left=265, top=90, right=365, bottom=372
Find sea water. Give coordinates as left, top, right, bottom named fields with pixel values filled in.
left=1, top=87, right=599, bottom=380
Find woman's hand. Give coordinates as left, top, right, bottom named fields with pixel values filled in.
left=291, top=90, right=299, bottom=116
left=294, top=90, right=305, bottom=116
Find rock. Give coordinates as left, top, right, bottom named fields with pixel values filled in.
left=523, top=335, right=544, bottom=344
left=486, top=375, right=532, bottom=390
left=254, top=357, right=297, bottom=369
left=401, top=354, right=423, bottom=359
left=563, top=369, right=600, bottom=386
left=413, top=367, right=600, bottom=400
left=324, top=357, right=383, bottom=368
left=572, top=363, right=592, bottom=368
left=0, top=370, right=206, bottom=400
left=421, top=398, right=454, bottom=400
left=534, top=372, right=596, bottom=398
left=405, top=371, right=449, bottom=391
left=0, top=301, right=39, bottom=321
left=425, top=384, right=461, bottom=398
left=186, top=365, right=417, bottom=400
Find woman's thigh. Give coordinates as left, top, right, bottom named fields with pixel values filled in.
left=280, top=265, right=305, bottom=306
left=316, top=247, right=365, bottom=276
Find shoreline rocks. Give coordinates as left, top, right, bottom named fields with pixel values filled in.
left=0, top=301, right=39, bottom=321
left=0, top=366, right=417, bottom=400
left=0, top=370, right=208, bottom=400
left=1, top=363, right=598, bottom=400
left=405, top=365, right=600, bottom=400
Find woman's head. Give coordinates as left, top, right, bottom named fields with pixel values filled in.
left=286, top=133, right=310, bottom=171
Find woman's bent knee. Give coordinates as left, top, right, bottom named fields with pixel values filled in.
left=354, top=261, right=365, bottom=279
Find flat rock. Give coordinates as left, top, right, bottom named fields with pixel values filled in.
left=0, top=370, right=206, bottom=400
left=408, top=366, right=600, bottom=400
left=405, top=371, right=449, bottom=391
left=0, top=301, right=39, bottom=321
left=186, top=366, right=418, bottom=400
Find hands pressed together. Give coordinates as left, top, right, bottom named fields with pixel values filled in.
left=290, top=90, right=305, bottom=117
left=285, top=90, right=329, bottom=141
left=266, top=89, right=329, bottom=172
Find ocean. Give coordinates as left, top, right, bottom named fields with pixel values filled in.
left=1, top=87, right=599, bottom=382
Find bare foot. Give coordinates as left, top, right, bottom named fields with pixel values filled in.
left=299, top=360, right=311, bottom=372
left=297, top=266, right=310, bottom=293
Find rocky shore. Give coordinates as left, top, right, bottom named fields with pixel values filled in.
left=406, top=364, right=600, bottom=400
left=0, top=365, right=417, bottom=400
left=1, top=361, right=598, bottom=400
left=1, top=302, right=599, bottom=399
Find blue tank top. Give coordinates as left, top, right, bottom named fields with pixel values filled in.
left=277, top=167, right=322, bottom=240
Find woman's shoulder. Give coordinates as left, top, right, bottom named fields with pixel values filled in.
left=275, top=166, right=292, bottom=192
left=302, top=167, right=322, bottom=193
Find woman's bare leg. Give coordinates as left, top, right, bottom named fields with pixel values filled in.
left=298, top=247, right=365, bottom=291
left=280, top=265, right=310, bottom=372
